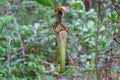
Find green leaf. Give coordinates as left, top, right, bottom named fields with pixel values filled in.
left=28, top=61, right=33, bottom=67
left=59, top=0, right=66, bottom=5
left=83, top=33, right=95, bottom=39
left=0, top=0, right=9, bottom=2
left=0, top=66, right=7, bottom=76
left=0, top=47, right=6, bottom=55
left=110, top=13, right=116, bottom=19
left=36, top=0, right=56, bottom=7
left=0, top=41, right=6, bottom=47
left=11, top=58, right=25, bottom=65
left=72, top=1, right=84, bottom=10
left=0, top=16, right=13, bottom=23
left=47, top=76, right=53, bottom=80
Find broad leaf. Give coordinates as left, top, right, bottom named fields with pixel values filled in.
left=0, top=0, right=9, bottom=2
left=72, top=1, right=84, bottom=10
left=36, top=0, right=56, bottom=7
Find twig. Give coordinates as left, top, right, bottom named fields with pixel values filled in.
left=6, top=1, right=26, bottom=56
left=3, top=42, right=29, bottom=66
left=5, top=2, right=12, bottom=68
left=95, top=0, right=101, bottom=80
left=104, top=47, right=112, bottom=54
left=3, top=50, right=28, bottom=67
left=38, top=59, right=55, bottom=66
left=3, top=52, right=22, bottom=67
left=113, top=34, right=120, bottom=45
left=114, top=4, right=120, bottom=16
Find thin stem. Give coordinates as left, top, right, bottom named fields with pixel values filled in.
left=95, top=0, right=101, bottom=80
left=113, top=34, right=120, bottom=45
left=6, top=1, right=26, bottom=56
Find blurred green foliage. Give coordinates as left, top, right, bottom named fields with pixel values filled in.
left=0, top=0, right=120, bottom=80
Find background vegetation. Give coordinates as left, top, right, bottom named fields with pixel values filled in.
left=0, top=0, right=120, bottom=80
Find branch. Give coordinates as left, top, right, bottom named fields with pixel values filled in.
left=113, top=34, right=120, bottom=45
left=114, top=4, right=120, bottom=16
left=38, top=59, right=55, bottom=66
left=95, top=0, right=102, bottom=80
left=104, top=48, right=112, bottom=54
left=6, top=1, right=26, bottom=56
left=3, top=42, right=29, bottom=67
